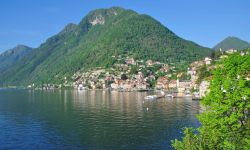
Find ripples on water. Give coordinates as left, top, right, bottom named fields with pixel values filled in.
left=0, top=89, right=201, bottom=150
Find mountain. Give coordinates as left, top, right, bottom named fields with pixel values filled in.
left=0, top=7, right=212, bottom=86
left=213, top=36, right=250, bottom=51
left=0, top=45, right=32, bottom=72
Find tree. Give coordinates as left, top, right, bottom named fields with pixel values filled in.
left=196, top=65, right=211, bottom=84
left=121, top=74, right=128, bottom=80
left=211, top=50, right=223, bottom=60
left=130, top=65, right=138, bottom=75
left=172, top=52, right=250, bottom=149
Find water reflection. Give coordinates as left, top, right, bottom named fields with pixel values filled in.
left=0, top=89, right=201, bottom=150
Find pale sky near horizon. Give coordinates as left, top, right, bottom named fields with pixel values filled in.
left=0, top=0, right=249, bottom=52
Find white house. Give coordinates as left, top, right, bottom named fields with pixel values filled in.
left=226, top=49, right=237, bottom=54
left=204, top=57, right=212, bottom=65
left=199, top=81, right=210, bottom=98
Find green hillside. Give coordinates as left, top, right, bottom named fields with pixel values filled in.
left=213, top=36, right=250, bottom=51
left=0, top=7, right=212, bottom=86
left=0, top=45, right=32, bottom=72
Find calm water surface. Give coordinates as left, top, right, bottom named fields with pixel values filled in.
left=0, top=89, right=201, bottom=150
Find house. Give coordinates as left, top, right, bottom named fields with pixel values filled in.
left=160, top=64, right=170, bottom=72
left=146, top=60, right=153, bottom=66
left=120, top=82, right=133, bottom=90
left=187, top=68, right=198, bottom=88
left=187, top=68, right=196, bottom=77
left=190, top=61, right=204, bottom=68
left=168, top=80, right=177, bottom=89
left=240, top=51, right=245, bottom=56
left=139, top=65, right=145, bottom=68
left=162, top=64, right=170, bottom=72
left=155, top=76, right=169, bottom=89
left=177, top=79, right=192, bottom=93
left=136, top=82, right=149, bottom=90
left=204, top=57, right=212, bottom=65
left=105, top=76, right=113, bottom=81
left=226, top=49, right=237, bottom=54
left=111, top=83, right=119, bottom=89
left=125, top=58, right=136, bottom=65
left=135, top=72, right=144, bottom=83
left=199, top=80, right=210, bottom=98
left=220, top=55, right=228, bottom=59
left=154, top=61, right=162, bottom=65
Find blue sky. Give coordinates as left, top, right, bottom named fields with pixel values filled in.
left=0, top=0, right=249, bottom=52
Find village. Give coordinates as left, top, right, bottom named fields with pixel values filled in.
left=29, top=48, right=248, bottom=100
left=70, top=53, right=214, bottom=99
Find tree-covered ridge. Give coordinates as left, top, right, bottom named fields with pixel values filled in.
left=213, top=36, right=250, bottom=51
left=0, top=45, right=32, bottom=72
left=0, top=7, right=212, bottom=86
left=172, top=50, right=250, bottom=149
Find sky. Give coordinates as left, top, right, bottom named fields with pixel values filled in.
left=0, top=0, right=249, bottom=52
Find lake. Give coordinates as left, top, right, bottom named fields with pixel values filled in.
left=0, top=89, right=201, bottom=150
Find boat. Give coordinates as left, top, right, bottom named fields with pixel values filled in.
left=184, top=90, right=192, bottom=97
left=192, top=92, right=201, bottom=100
left=165, top=93, right=174, bottom=98
left=78, top=84, right=87, bottom=90
left=185, top=94, right=192, bottom=97
left=144, top=95, right=158, bottom=100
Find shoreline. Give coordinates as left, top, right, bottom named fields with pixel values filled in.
left=0, top=87, right=201, bottom=100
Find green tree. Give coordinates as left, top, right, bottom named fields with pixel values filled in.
left=196, top=65, right=211, bottom=84
left=147, top=78, right=156, bottom=88
left=121, top=74, right=128, bottom=80
left=172, top=53, right=250, bottom=149
left=130, top=65, right=138, bottom=75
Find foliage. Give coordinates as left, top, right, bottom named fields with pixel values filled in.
left=170, top=74, right=178, bottom=80
left=147, top=78, right=156, bottom=88
left=147, top=64, right=162, bottom=73
left=130, top=65, right=138, bottom=75
left=0, top=45, right=32, bottom=72
left=210, top=50, right=223, bottom=60
left=155, top=72, right=167, bottom=79
left=179, top=73, right=191, bottom=80
left=172, top=52, right=250, bottom=149
left=98, top=72, right=105, bottom=79
left=196, top=65, right=211, bottom=84
left=121, top=74, right=128, bottom=80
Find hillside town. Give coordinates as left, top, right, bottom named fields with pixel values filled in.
left=28, top=49, right=249, bottom=100
left=69, top=54, right=213, bottom=99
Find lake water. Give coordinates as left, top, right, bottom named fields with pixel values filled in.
left=0, top=89, right=201, bottom=150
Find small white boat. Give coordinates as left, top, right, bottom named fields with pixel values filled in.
left=78, top=84, right=87, bottom=90
left=78, top=87, right=87, bottom=90
left=185, top=94, right=192, bottom=97
left=165, top=94, right=174, bottom=98
left=192, top=92, right=201, bottom=100
left=144, top=95, right=157, bottom=100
